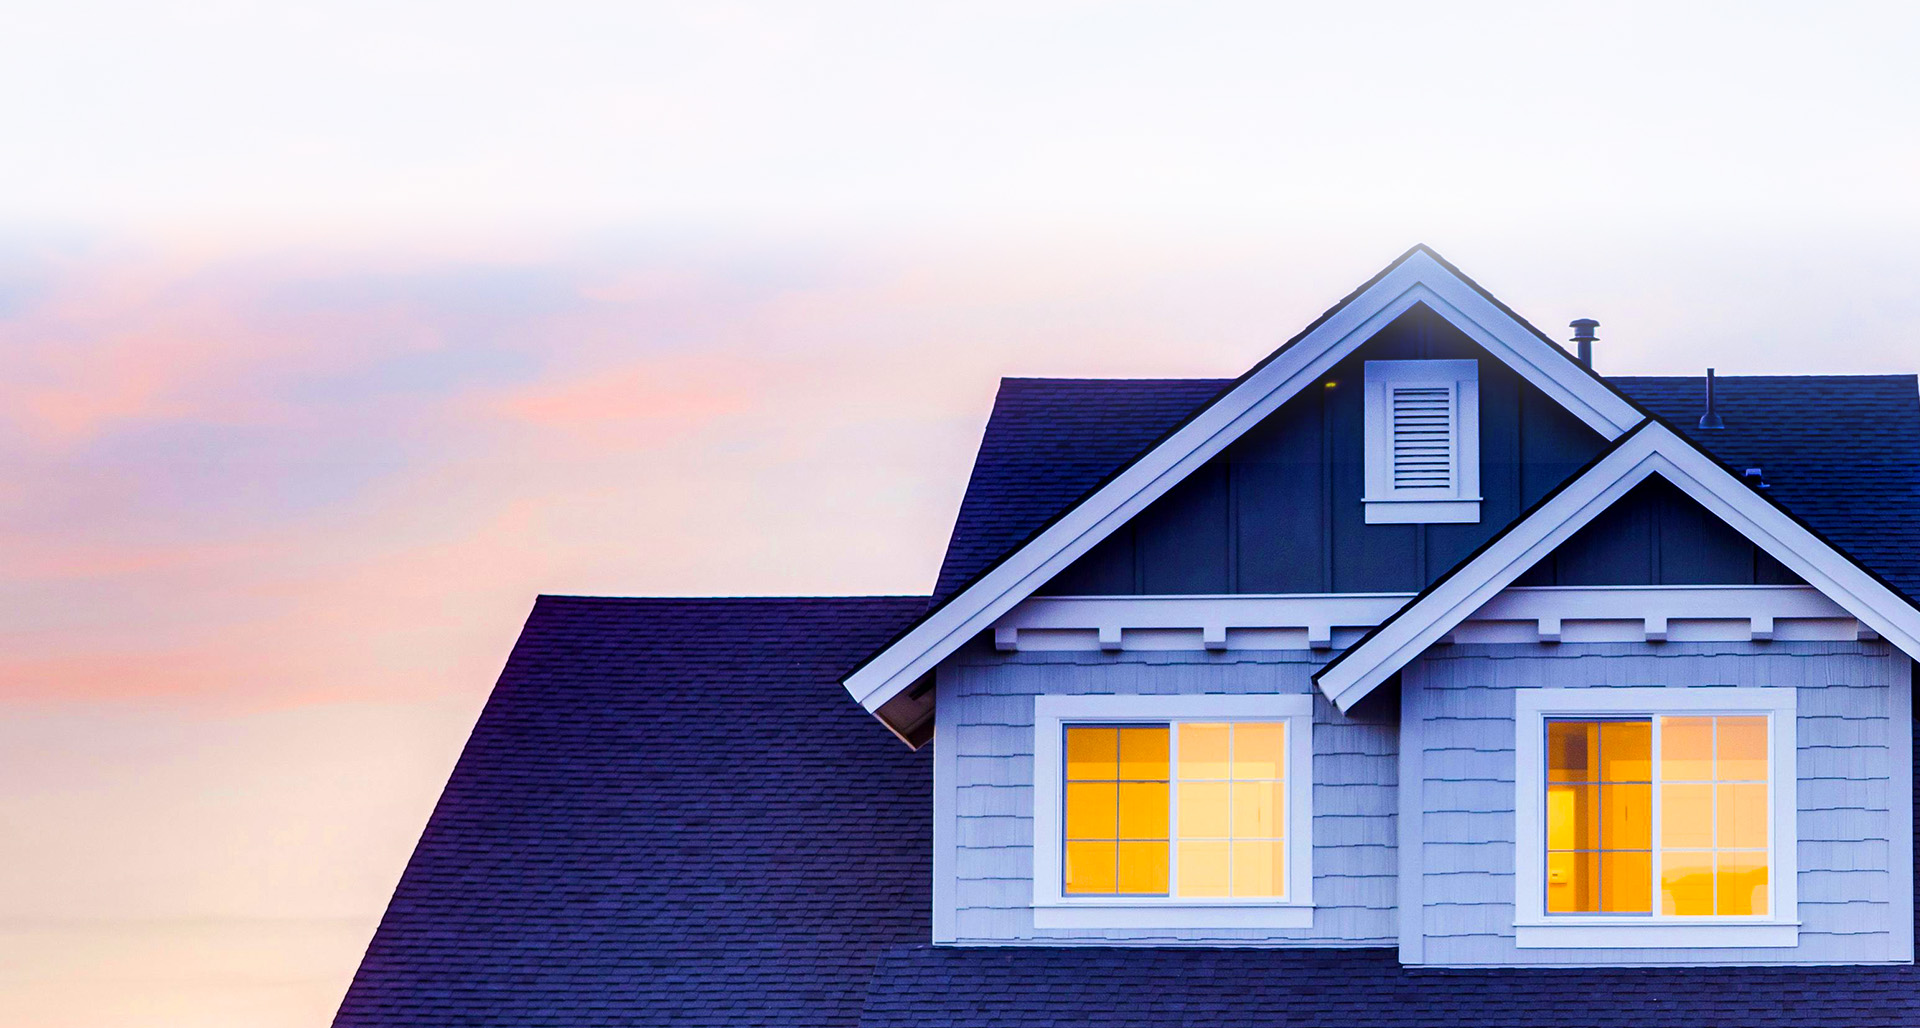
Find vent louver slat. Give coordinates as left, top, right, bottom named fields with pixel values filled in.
left=1391, top=385, right=1453, bottom=490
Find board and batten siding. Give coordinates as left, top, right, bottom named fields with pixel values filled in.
left=933, top=647, right=1398, bottom=945
left=1400, top=640, right=1914, bottom=966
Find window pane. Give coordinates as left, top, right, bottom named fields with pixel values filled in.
left=1065, top=727, right=1117, bottom=781
left=1177, top=723, right=1230, bottom=780
left=1117, top=726, right=1169, bottom=781
left=1546, top=851, right=1599, bottom=912
left=1118, top=782, right=1169, bottom=840
left=1717, top=783, right=1768, bottom=850
left=1547, top=721, right=1597, bottom=783
left=1064, top=841, right=1116, bottom=894
left=1600, top=720, right=1652, bottom=782
left=1547, top=782, right=1600, bottom=851
left=1546, top=784, right=1580, bottom=851
left=1660, top=784, right=1714, bottom=849
left=1602, top=784, right=1652, bottom=850
left=1661, top=717, right=1714, bottom=781
left=1232, top=840, right=1285, bottom=898
left=1717, top=853, right=1769, bottom=916
left=1064, top=782, right=1117, bottom=840
left=1661, top=851, right=1714, bottom=916
left=1177, top=840, right=1230, bottom=897
left=1233, top=722, right=1286, bottom=779
left=1716, top=716, right=1768, bottom=781
left=1601, top=851, right=1652, bottom=913
left=1178, top=782, right=1231, bottom=838
left=1116, top=841, right=1169, bottom=894
left=1231, top=781, right=1284, bottom=839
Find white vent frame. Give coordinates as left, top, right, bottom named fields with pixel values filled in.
left=1363, top=359, right=1481, bottom=524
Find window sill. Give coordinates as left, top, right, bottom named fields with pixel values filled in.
left=1362, top=497, right=1481, bottom=524
left=1514, top=919, right=1800, bottom=949
left=1035, top=901, right=1314, bottom=930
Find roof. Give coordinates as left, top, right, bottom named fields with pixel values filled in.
left=932, top=374, right=1920, bottom=604
left=855, top=933, right=1920, bottom=1026
left=336, top=592, right=1920, bottom=1025
left=1314, top=417, right=1920, bottom=709
left=845, top=247, right=1648, bottom=721
left=332, top=595, right=932, bottom=1028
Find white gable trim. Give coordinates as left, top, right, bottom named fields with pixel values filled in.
left=844, top=247, right=1644, bottom=713
left=1314, top=420, right=1920, bottom=711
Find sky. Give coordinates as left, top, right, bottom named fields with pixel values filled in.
left=3, top=3, right=1919, bottom=1026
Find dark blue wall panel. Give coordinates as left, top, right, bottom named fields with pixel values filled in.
left=1517, top=477, right=1803, bottom=587
left=1040, top=304, right=1616, bottom=596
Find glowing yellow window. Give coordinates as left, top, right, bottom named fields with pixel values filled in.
left=1659, top=715, right=1770, bottom=916
left=1176, top=722, right=1286, bottom=898
left=1063, top=726, right=1169, bottom=895
left=1545, top=715, right=1769, bottom=917
left=1545, top=719, right=1652, bottom=913
left=1061, top=721, right=1287, bottom=898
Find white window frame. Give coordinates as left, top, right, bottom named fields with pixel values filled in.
left=1363, top=358, right=1481, bottom=524
left=1512, top=687, right=1800, bottom=949
left=1031, top=693, right=1315, bottom=929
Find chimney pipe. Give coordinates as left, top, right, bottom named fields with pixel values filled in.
left=1699, top=368, right=1725, bottom=429
left=1569, top=319, right=1599, bottom=369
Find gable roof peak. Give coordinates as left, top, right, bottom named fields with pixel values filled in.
left=843, top=247, right=1649, bottom=739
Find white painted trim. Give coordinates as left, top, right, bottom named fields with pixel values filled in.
left=844, top=249, right=1643, bottom=713
left=1365, top=498, right=1482, bottom=524
left=1396, top=662, right=1428, bottom=963
left=1036, top=902, right=1313, bottom=930
left=989, top=587, right=1857, bottom=654
left=1030, top=692, right=1314, bottom=929
left=1363, top=358, right=1481, bottom=523
left=930, top=669, right=959, bottom=945
left=1891, top=654, right=1914, bottom=963
left=1511, top=686, right=1800, bottom=950
left=1515, top=923, right=1800, bottom=949
left=1315, top=420, right=1920, bottom=711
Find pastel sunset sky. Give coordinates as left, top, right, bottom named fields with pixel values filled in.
left=5, top=3, right=1919, bottom=1026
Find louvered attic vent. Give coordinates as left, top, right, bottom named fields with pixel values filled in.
left=1363, top=360, right=1481, bottom=524
left=1390, top=386, right=1455, bottom=490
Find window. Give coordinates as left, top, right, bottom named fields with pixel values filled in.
left=1034, top=694, right=1312, bottom=929
left=1362, top=359, right=1480, bottom=524
left=1515, top=689, right=1798, bottom=949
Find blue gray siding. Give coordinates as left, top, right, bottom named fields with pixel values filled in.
left=1400, top=640, right=1914, bottom=966
left=934, top=647, right=1398, bottom=945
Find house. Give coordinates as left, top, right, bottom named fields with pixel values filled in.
left=333, top=246, right=1920, bottom=1026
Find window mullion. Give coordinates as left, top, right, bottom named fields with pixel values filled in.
left=1167, top=721, right=1180, bottom=900
left=1651, top=716, right=1664, bottom=920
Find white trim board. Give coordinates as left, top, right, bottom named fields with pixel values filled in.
left=1314, top=420, right=1920, bottom=711
left=989, top=586, right=1860, bottom=654
left=844, top=247, right=1643, bottom=716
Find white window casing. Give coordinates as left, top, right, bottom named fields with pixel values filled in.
left=1363, top=359, right=1481, bottom=524
left=1031, top=693, right=1315, bottom=930
left=1511, top=686, right=1800, bottom=949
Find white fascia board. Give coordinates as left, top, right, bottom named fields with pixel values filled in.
left=1315, top=421, right=1920, bottom=711
left=844, top=249, right=1644, bottom=712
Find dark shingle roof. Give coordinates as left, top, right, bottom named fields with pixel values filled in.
left=332, top=595, right=931, bottom=1028
left=931, top=374, right=1920, bottom=603
left=336, top=374, right=1920, bottom=1028
left=855, top=917, right=1920, bottom=1026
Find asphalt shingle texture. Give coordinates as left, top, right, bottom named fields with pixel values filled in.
left=931, top=374, right=1920, bottom=604
left=336, top=374, right=1920, bottom=1027
left=332, top=596, right=931, bottom=1028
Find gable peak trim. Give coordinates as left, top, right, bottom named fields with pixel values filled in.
left=1312, top=418, right=1920, bottom=711
left=843, top=246, right=1649, bottom=727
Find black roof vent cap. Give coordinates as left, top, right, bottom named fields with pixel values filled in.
left=1569, top=318, right=1599, bottom=369
left=1699, top=368, right=1726, bottom=430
